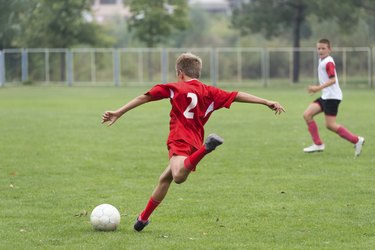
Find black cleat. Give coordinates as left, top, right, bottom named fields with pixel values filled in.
left=205, top=133, right=224, bottom=152
left=134, top=217, right=149, bottom=232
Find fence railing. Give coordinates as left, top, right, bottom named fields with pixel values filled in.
left=0, top=47, right=373, bottom=87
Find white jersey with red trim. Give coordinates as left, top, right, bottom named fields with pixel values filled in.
left=318, top=56, right=342, bottom=100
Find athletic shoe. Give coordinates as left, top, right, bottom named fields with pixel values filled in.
left=133, top=217, right=149, bottom=232
left=303, top=144, right=325, bottom=153
left=354, top=136, right=365, bottom=157
left=205, top=133, right=224, bottom=152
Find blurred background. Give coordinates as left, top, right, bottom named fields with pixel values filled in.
left=0, top=0, right=374, bottom=87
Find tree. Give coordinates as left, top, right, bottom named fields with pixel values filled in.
left=19, top=0, right=110, bottom=48
left=128, top=0, right=188, bottom=48
left=171, top=7, right=209, bottom=48
left=231, top=0, right=368, bottom=83
left=17, top=0, right=112, bottom=81
left=0, top=0, right=29, bottom=49
left=127, top=0, right=188, bottom=81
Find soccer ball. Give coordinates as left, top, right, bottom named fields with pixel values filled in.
left=90, top=204, right=121, bottom=231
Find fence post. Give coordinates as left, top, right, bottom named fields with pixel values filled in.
left=342, top=48, right=347, bottom=87
left=237, top=48, right=242, bottom=83
left=370, top=47, right=373, bottom=88
left=45, top=49, right=50, bottom=83
left=138, top=50, right=143, bottom=84
left=91, top=50, right=96, bottom=83
left=210, top=48, right=217, bottom=86
left=0, top=50, right=4, bottom=87
left=161, top=48, right=168, bottom=83
left=66, top=50, right=73, bottom=86
left=21, top=49, right=28, bottom=82
left=262, top=48, right=269, bottom=87
left=313, top=50, right=318, bottom=83
left=113, top=49, right=120, bottom=87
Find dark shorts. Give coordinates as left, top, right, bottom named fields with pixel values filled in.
left=314, top=97, right=341, bottom=116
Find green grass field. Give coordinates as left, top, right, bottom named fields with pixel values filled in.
left=0, top=86, right=374, bottom=249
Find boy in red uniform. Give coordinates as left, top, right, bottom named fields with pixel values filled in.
left=102, top=53, right=285, bottom=232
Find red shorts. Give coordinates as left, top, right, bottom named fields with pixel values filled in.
left=167, top=140, right=198, bottom=159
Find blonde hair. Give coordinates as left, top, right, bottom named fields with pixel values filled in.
left=176, top=53, right=202, bottom=78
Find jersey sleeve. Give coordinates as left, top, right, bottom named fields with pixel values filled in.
left=209, top=86, right=238, bottom=110
left=326, top=62, right=336, bottom=78
left=145, top=84, right=171, bottom=100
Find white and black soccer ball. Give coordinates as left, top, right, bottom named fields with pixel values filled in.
left=90, top=204, right=121, bottom=231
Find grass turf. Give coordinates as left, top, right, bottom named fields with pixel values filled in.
left=0, top=86, right=374, bottom=249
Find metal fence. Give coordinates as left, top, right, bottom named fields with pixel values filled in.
left=0, top=47, right=373, bottom=87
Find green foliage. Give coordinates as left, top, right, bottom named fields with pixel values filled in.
left=0, top=0, right=30, bottom=49
left=128, top=0, right=188, bottom=47
left=231, top=0, right=374, bottom=83
left=232, top=0, right=304, bottom=38
left=104, top=16, right=135, bottom=48
left=312, top=0, right=362, bottom=33
left=18, top=0, right=112, bottom=48
left=169, top=7, right=209, bottom=47
left=171, top=8, right=239, bottom=48
left=231, top=0, right=370, bottom=42
left=0, top=87, right=375, bottom=249
left=1, top=0, right=374, bottom=49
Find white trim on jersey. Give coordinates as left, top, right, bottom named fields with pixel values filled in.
left=169, top=89, right=174, bottom=99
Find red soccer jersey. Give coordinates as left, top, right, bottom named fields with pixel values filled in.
left=146, top=79, right=238, bottom=150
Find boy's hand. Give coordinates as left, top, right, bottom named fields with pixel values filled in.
left=266, top=101, right=286, bottom=115
left=307, top=85, right=320, bottom=94
left=102, top=111, right=119, bottom=126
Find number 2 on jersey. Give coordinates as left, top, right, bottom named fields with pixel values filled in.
left=183, top=93, right=197, bottom=119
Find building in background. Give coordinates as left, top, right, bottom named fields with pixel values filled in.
left=90, top=0, right=247, bottom=24
left=91, top=0, right=130, bottom=23
left=188, top=0, right=230, bottom=13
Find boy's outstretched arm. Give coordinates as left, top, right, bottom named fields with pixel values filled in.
left=234, top=91, right=286, bottom=115
left=102, top=94, right=153, bottom=126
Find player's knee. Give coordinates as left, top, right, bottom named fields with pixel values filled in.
left=173, top=174, right=187, bottom=184
left=303, top=112, right=311, bottom=121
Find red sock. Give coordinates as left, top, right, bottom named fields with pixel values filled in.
left=139, top=197, right=160, bottom=222
left=337, top=126, right=359, bottom=144
left=307, top=121, right=323, bottom=145
left=184, top=146, right=208, bottom=171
